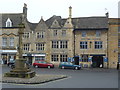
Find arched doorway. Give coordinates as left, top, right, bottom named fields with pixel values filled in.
left=92, top=55, right=103, bottom=68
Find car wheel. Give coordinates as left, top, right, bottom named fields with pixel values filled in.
left=9, top=64, right=11, bottom=67
left=35, top=65, right=38, bottom=68
left=62, top=66, right=64, bottom=69
left=11, top=65, right=14, bottom=69
left=48, top=66, right=51, bottom=69
left=75, top=67, right=78, bottom=70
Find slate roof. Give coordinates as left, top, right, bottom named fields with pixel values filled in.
left=27, top=20, right=38, bottom=30
left=45, top=15, right=63, bottom=28
left=0, top=13, right=23, bottom=28
left=45, top=15, right=108, bottom=29
left=72, top=17, right=108, bottom=29
left=1, top=13, right=108, bottom=30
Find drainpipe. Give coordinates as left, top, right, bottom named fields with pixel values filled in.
left=73, top=30, right=75, bottom=57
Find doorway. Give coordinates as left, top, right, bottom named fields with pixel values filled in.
left=74, top=56, right=79, bottom=65
left=92, top=55, right=103, bottom=68
left=28, top=57, right=32, bottom=65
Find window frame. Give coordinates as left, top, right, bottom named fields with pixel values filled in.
left=60, top=54, right=68, bottom=62
left=23, top=32, right=30, bottom=38
left=118, top=54, right=120, bottom=63
left=80, top=41, right=88, bottom=49
left=94, top=41, right=103, bottom=49
left=60, top=41, right=68, bottom=49
left=52, top=41, right=59, bottom=48
left=53, top=30, right=58, bottom=36
left=36, top=43, right=45, bottom=51
left=82, top=31, right=86, bottom=37
left=23, top=43, right=30, bottom=51
left=36, top=32, right=45, bottom=39
left=2, top=37, right=7, bottom=47
left=62, top=30, right=66, bottom=36
left=6, top=18, right=12, bottom=27
left=51, top=54, right=59, bottom=62
left=81, top=54, right=88, bottom=62
left=9, top=37, right=14, bottom=47
left=96, top=31, right=101, bottom=37
left=118, top=39, right=120, bottom=47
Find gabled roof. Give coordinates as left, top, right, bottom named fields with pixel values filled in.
left=35, top=18, right=48, bottom=31
left=0, top=13, right=23, bottom=28
left=45, top=15, right=62, bottom=28
left=45, top=15, right=108, bottom=29
left=1, top=13, right=108, bottom=30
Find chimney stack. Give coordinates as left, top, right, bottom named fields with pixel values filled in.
left=23, top=3, right=27, bottom=18
left=69, top=6, right=72, bottom=19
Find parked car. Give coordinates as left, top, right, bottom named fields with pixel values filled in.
left=59, top=62, right=81, bottom=70
left=8, top=60, right=30, bottom=69
left=33, top=60, right=54, bottom=68
left=7, top=60, right=15, bottom=67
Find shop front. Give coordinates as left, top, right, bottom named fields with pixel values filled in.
left=23, top=53, right=46, bottom=65
left=75, top=54, right=108, bottom=68
left=1, top=50, right=17, bottom=64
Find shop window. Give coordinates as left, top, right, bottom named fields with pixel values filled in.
left=81, top=55, right=88, bottom=62
left=35, top=56, right=45, bottom=61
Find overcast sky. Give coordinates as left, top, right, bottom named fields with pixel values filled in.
left=0, top=0, right=119, bottom=23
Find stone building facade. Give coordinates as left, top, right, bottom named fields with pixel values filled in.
left=0, top=4, right=119, bottom=68
left=108, top=18, right=119, bottom=68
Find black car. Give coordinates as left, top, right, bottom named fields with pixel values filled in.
left=7, top=60, right=15, bottom=68
left=8, top=60, right=30, bottom=69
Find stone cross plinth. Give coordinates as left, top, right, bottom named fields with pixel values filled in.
left=4, top=23, right=35, bottom=78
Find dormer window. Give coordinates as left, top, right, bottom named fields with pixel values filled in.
left=6, top=18, right=12, bottom=27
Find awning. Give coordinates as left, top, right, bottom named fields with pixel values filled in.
left=90, top=54, right=106, bottom=56
left=1, top=50, right=17, bottom=53
left=23, top=53, right=46, bottom=57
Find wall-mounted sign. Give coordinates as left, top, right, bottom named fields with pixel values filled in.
left=104, top=57, right=108, bottom=62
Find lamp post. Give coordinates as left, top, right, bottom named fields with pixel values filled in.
left=4, top=23, right=35, bottom=78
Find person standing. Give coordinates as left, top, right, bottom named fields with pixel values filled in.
left=117, top=62, right=119, bottom=70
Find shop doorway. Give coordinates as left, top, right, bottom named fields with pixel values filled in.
left=92, top=55, right=103, bottom=68
left=28, top=57, right=32, bottom=65
left=74, top=56, right=79, bottom=65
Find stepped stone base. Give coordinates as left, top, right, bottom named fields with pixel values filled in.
left=4, top=71, right=36, bottom=78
